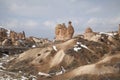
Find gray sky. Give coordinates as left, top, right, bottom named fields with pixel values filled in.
left=0, top=0, right=120, bottom=39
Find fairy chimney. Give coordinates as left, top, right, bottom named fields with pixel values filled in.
left=17, top=31, right=25, bottom=40
left=55, top=24, right=62, bottom=40
left=84, top=27, right=96, bottom=40
left=55, top=23, right=67, bottom=41
left=10, top=31, right=17, bottom=43
left=55, top=21, right=74, bottom=41
left=85, top=27, right=93, bottom=33
left=22, top=31, right=26, bottom=39
left=66, top=21, right=74, bottom=40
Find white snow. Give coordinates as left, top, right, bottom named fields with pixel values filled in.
left=38, top=72, right=51, bottom=77
left=74, top=47, right=81, bottom=52
left=77, top=42, right=88, bottom=49
left=21, top=76, right=28, bottom=80
left=99, top=32, right=117, bottom=37
left=7, top=29, right=10, bottom=37
left=3, top=54, right=9, bottom=57
left=53, top=45, right=58, bottom=51
left=74, top=42, right=88, bottom=52
left=56, top=66, right=66, bottom=75
left=32, top=45, right=36, bottom=48
left=80, top=44, right=88, bottom=49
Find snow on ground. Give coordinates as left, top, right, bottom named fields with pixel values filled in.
left=0, top=54, right=37, bottom=80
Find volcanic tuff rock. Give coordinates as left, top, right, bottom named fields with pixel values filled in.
left=55, top=21, right=74, bottom=41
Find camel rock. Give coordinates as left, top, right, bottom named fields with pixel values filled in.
left=55, top=21, right=74, bottom=41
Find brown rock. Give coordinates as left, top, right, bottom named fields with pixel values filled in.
left=85, top=27, right=93, bottom=33
left=66, top=21, right=74, bottom=40
left=17, top=31, right=26, bottom=40
left=84, top=27, right=96, bottom=40
left=55, top=23, right=67, bottom=41
left=0, top=28, right=7, bottom=39
left=9, top=31, right=17, bottom=44
left=55, top=21, right=74, bottom=41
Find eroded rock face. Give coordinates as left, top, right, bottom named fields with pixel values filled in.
left=84, top=27, right=96, bottom=40
left=85, top=27, right=93, bottom=33
left=0, top=28, right=7, bottom=40
left=9, top=31, right=17, bottom=44
left=55, top=21, right=74, bottom=41
left=17, top=31, right=26, bottom=40
left=55, top=24, right=67, bottom=41
left=66, top=21, right=74, bottom=40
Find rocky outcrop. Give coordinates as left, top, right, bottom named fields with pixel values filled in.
left=55, top=21, right=74, bottom=41
left=55, top=24, right=67, bottom=41
left=83, top=27, right=96, bottom=41
left=0, top=28, right=7, bottom=40
left=66, top=21, right=74, bottom=40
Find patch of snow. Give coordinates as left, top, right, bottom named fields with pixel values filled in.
left=99, top=32, right=117, bottom=37
left=76, top=42, right=81, bottom=45
left=74, top=47, right=81, bottom=52
left=7, top=29, right=10, bottom=37
left=32, top=45, right=36, bottom=48
left=3, top=54, right=9, bottom=57
left=56, top=66, right=66, bottom=75
left=0, top=63, right=3, bottom=66
left=53, top=45, right=58, bottom=51
left=61, top=66, right=66, bottom=72
left=38, top=72, right=51, bottom=77
left=80, top=44, right=88, bottom=49
left=21, top=76, right=28, bottom=80
left=74, top=42, right=89, bottom=52
left=29, top=75, right=37, bottom=80
left=19, top=71, right=22, bottom=73
left=56, top=71, right=63, bottom=75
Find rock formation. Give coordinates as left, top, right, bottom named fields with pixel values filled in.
left=55, top=21, right=74, bottom=41
left=0, top=28, right=7, bottom=40
left=0, top=27, right=29, bottom=46
left=55, top=24, right=67, bottom=41
left=66, top=21, right=74, bottom=40
left=83, top=27, right=96, bottom=40
left=9, top=31, right=16, bottom=42
left=17, top=31, right=26, bottom=40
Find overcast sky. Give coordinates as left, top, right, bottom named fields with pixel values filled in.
left=0, top=0, right=120, bottom=39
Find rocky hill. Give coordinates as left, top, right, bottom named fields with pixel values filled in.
left=0, top=23, right=120, bottom=80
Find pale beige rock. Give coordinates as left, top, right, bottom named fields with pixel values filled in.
left=50, top=50, right=65, bottom=68
left=55, top=38, right=77, bottom=51
left=17, top=31, right=25, bottom=40
left=56, top=53, right=120, bottom=80
left=85, top=27, right=93, bottom=33
left=55, top=24, right=65, bottom=40
left=84, top=27, right=96, bottom=40
left=55, top=21, right=74, bottom=41
left=10, top=31, right=17, bottom=42
left=2, top=39, right=8, bottom=46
